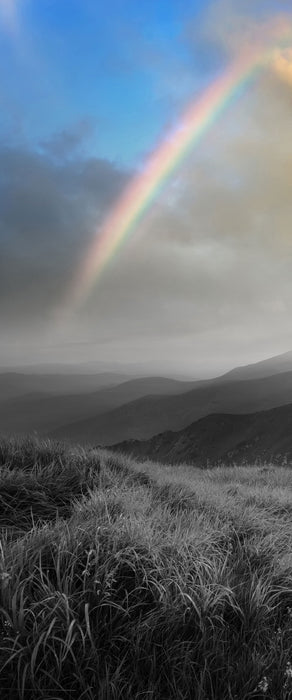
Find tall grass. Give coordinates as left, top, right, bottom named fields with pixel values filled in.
left=1, top=437, right=292, bottom=698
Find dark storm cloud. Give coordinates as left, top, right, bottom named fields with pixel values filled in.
left=0, top=140, right=130, bottom=327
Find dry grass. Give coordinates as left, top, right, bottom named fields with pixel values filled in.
left=1, top=437, right=292, bottom=698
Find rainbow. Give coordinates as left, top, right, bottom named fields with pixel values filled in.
left=66, top=20, right=292, bottom=312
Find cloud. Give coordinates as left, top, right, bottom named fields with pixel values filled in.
left=187, top=0, right=292, bottom=66
left=40, top=120, right=96, bottom=160
left=272, top=48, right=292, bottom=87
left=0, top=140, right=130, bottom=332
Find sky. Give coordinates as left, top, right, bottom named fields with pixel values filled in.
left=1, top=0, right=292, bottom=377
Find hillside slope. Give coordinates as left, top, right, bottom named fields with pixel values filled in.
left=0, top=370, right=129, bottom=400
left=52, top=369, right=292, bottom=445
left=222, top=349, right=292, bottom=382
left=2, top=437, right=292, bottom=698
left=111, top=402, right=292, bottom=465
left=0, top=376, right=194, bottom=438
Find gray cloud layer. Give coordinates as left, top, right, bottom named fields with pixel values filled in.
left=0, top=142, right=129, bottom=329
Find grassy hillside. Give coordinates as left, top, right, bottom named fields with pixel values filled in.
left=111, top=403, right=292, bottom=466
left=2, top=438, right=292, bottom=697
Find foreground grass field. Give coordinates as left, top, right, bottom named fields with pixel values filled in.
left=1, top=439, right=292, bottom=698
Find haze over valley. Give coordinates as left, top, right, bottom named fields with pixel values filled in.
left=1, top=351, right=292, bottom=467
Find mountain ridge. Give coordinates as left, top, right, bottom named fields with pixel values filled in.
left=109, top=402, right=292, bottom=466
left=51, top=368, right=292, bottom=446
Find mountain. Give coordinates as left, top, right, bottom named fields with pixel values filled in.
left=52, top=367, right=292, bottom=446
left=0, top=371, right=130, bottom=401
left=3, top=350, right=292, bottom=445
left=222, top=350, right=292, bottom=382
left=109, top=403, right=292, bottom=465
left=0, top=376, right=195, bottom=438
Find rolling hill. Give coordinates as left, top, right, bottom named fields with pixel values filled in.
left=3, top=350, right=292, bottom=446
left=0, top=375, right=195, bottom=438
left=52, top=367, right=292, bottom=446
left=221, top=349, right=292, bottom=382
left=110, top=402, right=292, bottom=465
left=0, top=370, right=129, bottom=401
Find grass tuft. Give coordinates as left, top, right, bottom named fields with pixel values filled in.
left=1, top=436, right=292, bottom=697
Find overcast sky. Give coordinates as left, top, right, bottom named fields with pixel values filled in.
left=1, top=0, right=292, bottom=377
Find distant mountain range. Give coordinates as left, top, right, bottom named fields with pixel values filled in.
left=220, top=350, right=292, bottom=382
left=0, top=373, right=195, bottom=438
left=110, top=403, right=292, bottom=466
left=51, top=353, right=292, bottom=445
left=0, top=370, right=130, bottom=400
left=2, top=350, right=292, bottom=450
